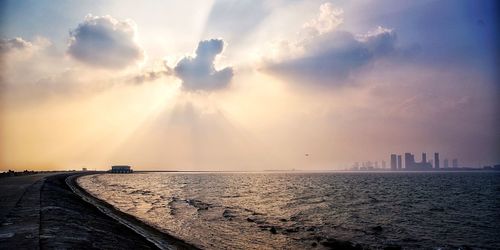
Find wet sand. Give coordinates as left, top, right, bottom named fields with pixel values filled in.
left=0, top=172, right=159, bottom=249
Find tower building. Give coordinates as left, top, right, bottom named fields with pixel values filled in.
left=405, top=153, right=415, bottom=170
left=390, top=154, right=397, bottom=171
left=434, top=153, right=440, bottom=169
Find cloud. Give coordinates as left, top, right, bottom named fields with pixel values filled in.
left=131, top=70, right=170, bottom=84
left=301, top=2, right=343, bottom=36
left=130, top=62, right=172, bottom=84
left=263, top=3, right=401, bottom=85
left=268, top=28, right=397, bottom=84
left=357, top=26, right=397, bottom=56
left=0, top=37, right=33, bottom=54
left=67, top=14, right=144, bottom=69
left=174, top=39, right=233, bottom=91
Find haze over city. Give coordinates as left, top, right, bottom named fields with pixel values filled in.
left=1, top=0, right=499, bottom=171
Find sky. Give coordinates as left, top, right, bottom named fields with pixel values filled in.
left=0, top=0, right=499, bottom=171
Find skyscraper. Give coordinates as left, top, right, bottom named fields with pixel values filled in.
left=444, top=159, right=449, bottom=168
left=382, top=160, right=386, bottom=169
left=452, top=159, right=458, bottom=168
left=390, top=154, right=397, bottom=171
left=422, top=153, right=427, bottom=163
left=405, top=153, right=415, bottom=170
left=434, top=153, right=440, bottom=169
left=397, top=155, right=402, bottom=170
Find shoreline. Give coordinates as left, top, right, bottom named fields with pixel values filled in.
left=0, top=172, right=196, bottom=249
left=68, top=173, right=197, bottom=250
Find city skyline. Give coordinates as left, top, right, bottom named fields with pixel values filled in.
left=351, top=150, right=500, bottom=171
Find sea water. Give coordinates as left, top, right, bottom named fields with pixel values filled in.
left=78, top=172, right=500, bottom=249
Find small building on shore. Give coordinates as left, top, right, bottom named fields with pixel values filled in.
left=109, top=165, right=133, bottom=173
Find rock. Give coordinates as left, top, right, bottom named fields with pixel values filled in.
left=279, top=218, right=287, bottom=222
left=372, top=226, right=383, bottom=232
left=285, top=228, right=299, bottom=233
left=222, top=209, right=235, bottom=219
left=270, top=227, right=277, bottom=234
left=246, top=218, right=255, bottom=223
left=311, top=242, right=318, bottom=247
left=186, top=199, right=210, bottom=210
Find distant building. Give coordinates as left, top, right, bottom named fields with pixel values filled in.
left=390, top=154, right=397, bottom=170
left=444, top=159, right=449, bottom=168
left=352, top=162, right=360, bottom=170
left=382, top=160, right=386, bottom=169
left=397, top=155, right=402, bottom=170
left=452, top=159, right=458, bottom=168
left=434, top=153, right=440, bottom=169
left=82, top=167, right=87, bottom=171
left=109, top=165, right=133, bottom=173
left=405, top=153, right=415, bottom=170
left=403, top=152, right=432, bottom=170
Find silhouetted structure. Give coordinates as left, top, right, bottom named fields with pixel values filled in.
left=452, top=159, right=458, bottom=168
left=444, top=159, right=449, bottom=168
left=391, top=154, right=397, bottom=170
left=382, top=160, right=386, bottom=169
left=414, top=153, right=432, bottom=170
left=397, top=155, right=402, bottom=170
left=109, top=165, right=133, bottom=173
left=434, top=153, right=439, bottom=169
left=405, top=153, right=414, bottom=169
left=399, top=152, right=432, bottom=170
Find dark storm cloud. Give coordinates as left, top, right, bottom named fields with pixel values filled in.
left=268, top=27, right=399, bottom=84
left=67, top=15, right=144, bottom=69
left=174, top=39, right=233, bottom=91
left=0, top=37, right=32, bottom=53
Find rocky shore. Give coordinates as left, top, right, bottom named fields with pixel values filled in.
left=0, top=172, right=194, bottom=249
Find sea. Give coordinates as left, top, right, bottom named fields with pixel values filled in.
left=78, top=172, right=500, bottom=249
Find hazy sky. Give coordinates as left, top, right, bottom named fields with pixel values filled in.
left=1, top=0, right=499, bottom=171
